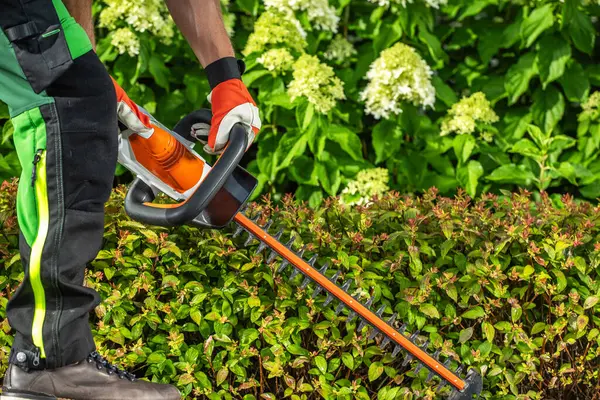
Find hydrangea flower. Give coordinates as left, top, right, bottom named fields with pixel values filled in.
left=287, top=54, right=345, bottom=114
left=368, top=0, right=447, bottom=8
left=243, top=10, right=307, bottom=55
left=257, top=48, right=295, bottom=75
left=264, top=0, right=339, bottom=32
left=360, top=43, right=435, bottom=119
left=110, top=27, right=140, bottom=56
left=324, top=35, right=357, bottom=63
left=582, top=91, right=600, bottom=113
left=440, top=92, right=499, bottom=136
left=99, top=0, right=174, bottom=44
left=341, top=168, right=390, bottom=206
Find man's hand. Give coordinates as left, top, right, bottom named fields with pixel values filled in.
left=192, top=57, right=260, bottom=154
left=111, top=78, right=155, bottom=138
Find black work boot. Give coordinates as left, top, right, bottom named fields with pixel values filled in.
left=1, top=351, right=181, bottom=400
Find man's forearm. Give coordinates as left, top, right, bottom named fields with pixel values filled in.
left=63, top=0, right=96, bottom=48
left=165, top=0, right=235, bottom=67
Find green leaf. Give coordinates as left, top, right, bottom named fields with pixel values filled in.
left=419, top=303, right=440, bottom=319
left=368, top=362, right=384, bottom=381
left=584, top=296, right=599, bottom=310
left=373, top=20, right=402, bottom=54
left=239, top=328, right=260, bottom=346
left=520, top=4, right=555, bottom=48
left=511, top=138, right=542, bottom=159
left=372, top=120, right=402, bottom=164
left=302, top=103, right=315, bottom=131
left=148, top=54, right=170, bottom=89
left=216, top=367, right=229, bottom=386
left=274, top=130, right=308, bottom=175
left=315, top=356, right=327, bottom=374
left=564, top=2, right=595, bottom=54
left=341, top=353, right=354, bottom=370
left=559, top=60, right=590, bottom=103
left=453, top=134, right=476, bottom=164
left=236, top=0, right=258, bottom=15
left=487, top=164, right=536, bottom=186
left=432, top=75, right=458, bottom=107
left=552, top=269, right=567, bottom=292
left=462, top=306, right=485, bottom=320
left=558, top=162, right=577, bottom=185
left=315, top=152, right=341, bottom=196
left=505, top=52, right=538, bottom=105
left=531, top=322, right=546, bottom=335
left=532, top=85, right=565, bottom=134
left=459, top=327, right=474, bottom=343
left=537, top=34, right=571, bottom=88
left=456, top=160, right=484, bottom=197
left=482, top=321, right=495, bottom=342
left=327, top=125, right=363, bottom=162
left=0, top=102, right=9, bottom=119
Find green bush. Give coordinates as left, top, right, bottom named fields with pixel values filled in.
left=1, top=0, right=600, bottom=203
left=2, top=180, right=600, bottom=399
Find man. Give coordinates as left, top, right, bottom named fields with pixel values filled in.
left=0, top=0, right=260, bottom=398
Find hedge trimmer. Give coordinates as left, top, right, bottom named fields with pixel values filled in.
left=118, top=108, right=483, bottom=399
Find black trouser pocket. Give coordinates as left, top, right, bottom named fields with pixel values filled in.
left=5, top=21, right=73, bottom=93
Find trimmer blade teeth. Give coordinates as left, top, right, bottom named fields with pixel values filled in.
left=296, top=247, right=306, bottom=258
left=392, top=344, right=402, bottom=357
left=273, top=228, right=284, bottom=240
left=364, top=297, right=374, bottom=309
left=341, top=279, right=352, bottom=292
left=455, top=364, right=464, bottom=376
left=233, top=225, right=245, bottom=238
left=318, top=262, right=329, bottom=275
left=331, top=270, right=341, bottom=283
left=311, top=286, right=323, bottom=298
left=420, top=339, right=430, bottom=351
left=387, top=313, right=397, bottom=326
left=243, top=234, right=256, bottom=247
left=375, top=304, right=386, bottom=317
left=284, top=234, right=296, bottom=249
left=347, top=310, right=356, bottom=322
left=300, top=276, right=312, bottom=289
left=447, top=369, right=483, bottom=400
left=290, top=268, right=300, bottom=279
left=266, top=250, right=278, bottom=264
left=410, top=330, right=420, bottom=341
left=277, top=260, right=289, bottom=273
left=437, top=380, right=447, bottom=392
left=399, top=323, right=407, bottom=334
left=426, top=350, right=442, bottom=382
left=414, top=362, right=424, bottom=374
left=335, top=302, right=345, bottom=315
left=256, top=241, right=268, bottom=254
left=358, top=318, right=369, bottom=332
left=380, top=337, right=390, bottom=349
left=368, top=328, right=379, bottom=341
left=307, top=255, right=318, bottom=266
left=323, top=293, right=335, bottom=307
left=250, top=212, right=262, bottom=222
left=402, top=353, right=414, bottom=367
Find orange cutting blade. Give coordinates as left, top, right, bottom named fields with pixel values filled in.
left=234, top=212, right=467, bottom=392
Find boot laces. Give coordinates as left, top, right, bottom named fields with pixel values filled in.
left=87, top=351, right=136, bottom=381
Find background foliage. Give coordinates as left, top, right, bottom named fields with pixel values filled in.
left=0, top=0, right=599, bottom=204
left=3, top=182, right=600, bottom=399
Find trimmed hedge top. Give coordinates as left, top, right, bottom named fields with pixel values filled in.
left=1, top=179, right=599, bottom=399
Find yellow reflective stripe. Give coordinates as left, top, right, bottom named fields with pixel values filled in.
left=30, top=151, right=49, bottom=359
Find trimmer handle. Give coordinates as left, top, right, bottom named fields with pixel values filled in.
left=124, top=124, right=247, bottom=227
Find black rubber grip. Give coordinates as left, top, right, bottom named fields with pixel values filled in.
left=124, top=124, right=248, bottom=227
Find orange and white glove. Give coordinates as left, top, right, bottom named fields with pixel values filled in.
left=192, top=57, right=261, bottom=154
left=111, top=77, right=155, bottom=139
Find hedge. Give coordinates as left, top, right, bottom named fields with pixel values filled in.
left=1, top=179, right=600, bottom=399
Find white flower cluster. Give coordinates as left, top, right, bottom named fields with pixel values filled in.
left=440, top=92, right=499, bottom=136
left=582, top=91, right=600, bottom=113
left=99, top=0, right=175, bottom=55
left=264, top=0, right=339, bottom=32
left=324, top=35, right=357, bottom=63
left=110, top=28, right=140, bottom=56
left=287, top=54, right=345, bottom=114
left=257, top=48, right=295, bottom=75
left=243, top=10, right=307, bottom=55
left=341, top=168, right=390, bottom=206
left=368, top=0, right=447, bottom=8
left=360, top=43, right=435, bottom=119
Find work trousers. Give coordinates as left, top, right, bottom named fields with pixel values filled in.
left=0, top=0, right=117, bottom=370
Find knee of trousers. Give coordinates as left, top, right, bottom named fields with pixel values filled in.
left=47, top=52, right=119, bottom=213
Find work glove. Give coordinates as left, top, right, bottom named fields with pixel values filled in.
left=192, top=57, right=261, bottom=154
left=111, top=77, right=156, bottom=138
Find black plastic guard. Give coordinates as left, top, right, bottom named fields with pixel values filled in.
left=190, top=165, right=257, bottom=229
left=448, top=370, right=483, bottom=400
